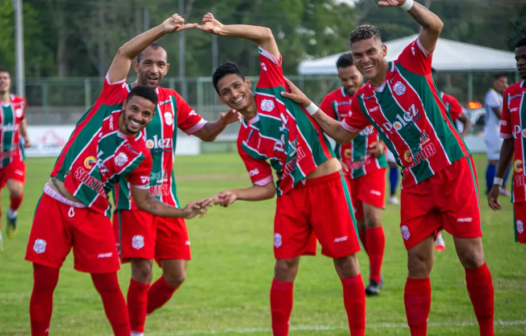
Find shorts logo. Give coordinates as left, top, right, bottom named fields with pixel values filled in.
left=97, top=252, right=113, bottom=258
left=15, top=170, right=24, bottom=176
left=261, top=99, right=275, bottom=112
left=33, top=239, right=47, bottom=254
left=393, top=82, right=406, bottom=96
left=132, top=235, right=145, bottom=250
left=15, top=108, right=23, bottom=118
left=457, top=218, right=473, bottom=223
left=334, top=236, right=348, bottom=243
left=370, top=190, right=381, bottom=196
left=514, top=160, right=523, bottom=173
left=84, top=156, right=97, bottom=169
left=164, top=112, right=173, bottom=126
left=517, top=220, right=524, bottom=234
left=115, top=153, right=128, bottom=167
left=185, top=240, right=191, bottom=246
left=401, top=225, right=410, bottom=240
left=274, top=233, right=282, bottom=248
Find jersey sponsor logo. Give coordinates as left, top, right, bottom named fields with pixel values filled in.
left=132, top=235, right=145, bottom=250
left=273, top=233, right=282, bottom=248
left=84, top=156, right=97, bottom=169
left=359, top=126, right=375, bottom=137
left=404, top=143, right=436, bottom=168
left=381, top=105, right=421, bottom=134
left=512, top=125, right=523, bottom=138
left=522, top=129, right=526, bottom=138
left=403, top=150, right=412, bottom=163
left=401, top=225, right=410, bottom=240
left=517, top=220, right=524, bottom=234
left=146, top=135, right=172, bottom=150
left=260, top=99, right=275, bottom=112
left=282, top=139, right=307, bottom=179
left=109, top=116, right=114, bottom=130
left=2, top=124, right=18, bottom=132
left=150, top=184, right=170, bottom=197
left=393, top=81, right=407, bottom=96
left=501, top=120, right=507, bottom=126
left=515, top=175, right=526, bottom=187
left=514, top=160, right=523, bottom=173
left=334, top=236, right=348, bottom=243
left=114, top=153, right=128, bottom=167
left=74, top=167, right=105, bottom=196
left=97, top=252, right=113, bottom=258
left=15, top=108, right=23, bottom=118
left=457, top=218, right=473, bottom=223
left=164, top=112, right=173, bottom=126
left=510, top=108, right=519, bottom=113
left=344, top=148, right=352, bottom=159
left=369, top=107, right=379, bottom=113
left=249, top=168, right=260, bottom=177
left=33, top=239, right=47, bottom=254
left=160, top=99, right=171, bottom=106
left=261, top=62, right=267, bottom=71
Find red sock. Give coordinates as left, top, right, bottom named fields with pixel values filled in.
left=9, top=193, right=23, bottom=212
left=341, top=275, right=366, bottom=336
left=270, top=279, right=294, bottom=336
left=465, top=263, right=494, bottom=336
left=127, top=279, right=150, bottom=334
left=91, top=272, right=130, bottom=336
left=366, top=226, right=385, bottom=283
left=404, top=278, right=431, bottom=336
left=30, top=264, right=60, bottom=336
left=147, top=276, right=179, bottom=315
left=358, top=230, right=367, bottom=254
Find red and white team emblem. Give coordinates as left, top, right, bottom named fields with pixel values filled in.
left=393, top=82, right=407, bottom=96
left=164, top=112, right=173, bottom=126
left=15, top=108, right=23, bottom=118
left=400, top=225, right=410, bottom=240
left=274, top=233, right=282, bottom=248
left=517, top=220, right=524, bottom=234
left=132, top=235, right=145, bottom=250
left=114, top=153, right=128, bottom=167
left=261, top=99, right=275, bottom=112
left=33, top=239, right=47, bottom=254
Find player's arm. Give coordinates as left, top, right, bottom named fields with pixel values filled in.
left=107, top=13, right=197, bottom=84
left=491, top=107, right=502, bottom=120
left=192, top=109, right=241, bottom=142
left=488, top=139, right=513, bottom=211
left=131, top=185, right=207, bottom=219
left=208, top=182, right=276, bottom=208
left=196, top=13, right=280, bottom=59
left=281, top=79, right=358, bottom=145
left=379, top=0, right=443, bottom=53
left=19, top=121, right=30, bottom=148
left=458, top=113, right=472, bottom=137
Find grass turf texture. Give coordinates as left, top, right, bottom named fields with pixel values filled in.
left=0, top=153, right=524, bottom=336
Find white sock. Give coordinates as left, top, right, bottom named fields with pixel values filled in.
left=436, top=233, right=445, bottom=246
left=131, top=332, right=144, bottom=336
left=7, top=209, right=17, bottom=219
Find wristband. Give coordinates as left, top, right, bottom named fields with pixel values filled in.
left=401, top=0, right=414, bottom=11
left=493, top=177, right=503, bottom=186
left=305, top=102, right=319, bottom=116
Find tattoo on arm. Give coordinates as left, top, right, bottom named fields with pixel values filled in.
left=408, top=3, right=431, bottom=28
left=314, top=113, right=331, bottom=127
left=51, top=177, right=68, bottom=198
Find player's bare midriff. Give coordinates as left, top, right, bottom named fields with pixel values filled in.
left=306, top=158, right=341, bottom=180
left=46, top=177, right=83, bottom=203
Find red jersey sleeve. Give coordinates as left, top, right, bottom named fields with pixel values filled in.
left=320, top=94, right=337, bottom=120
left=95, top=74, right=129, bottom=106
left=500, top=88, right=512, bottom=139
left=444, top=94, right=463, bottom=121
left=238, top=144, right=273, bottom=186
left=174, top=92, right=207, bottom=135
left=20, top=97, right=27, bottom=122
left=397, top=37, right=433, bottom=76
left=126, top=153, right=152, bottom=189
left=256, top=47, right=286, bottom=89
left=342, top=94, right=370, bottom=133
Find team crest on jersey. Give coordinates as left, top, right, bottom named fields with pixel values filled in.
left=140, top=176, right=150, bottom=184
left=164, top=112, right=173, bottom=126
left=393, top=82, right=406, bottom=96
left=15, top=108, right=23, bottom=118
left=401, top=225, right=410, bottom=240
left=517, top=220, right=524, bottom=234
left=84, top=156, right=97, bottom=169
left=273, top=233, right=282, bottom=248
left=261, top=99, right=275, bottom=112
left=132, top=235, right=145, bottom=249
left=115, top=153, right=128, bottom=167
left=261, top=62, right=267, bottom=71
left=33, top=239, right=47, bottom=254
left=514, top=160, right=523, bottom=173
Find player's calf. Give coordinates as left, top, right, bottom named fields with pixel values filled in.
left=5, top=179, right=23, bottom=239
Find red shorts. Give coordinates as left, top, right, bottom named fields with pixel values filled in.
left=400, top=156, right=482, bottom=250
left=274, top=171, right=361, bottom=259
left=0, top=159, right=25, bottom=188
left=513, top=202, right=526, bottom=244
left=349, top=168, right=387, bottom=220
left=113, top=210, right=191, bottom=265
left=25, top=193, right=120, bottom=273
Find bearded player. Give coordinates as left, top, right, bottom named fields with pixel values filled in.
left=112, top=36, right=240, bottom=336
left=282, top=1, right=494, bottom=335
left=25, top=14, right=207, bottom=336
left=198, top=13, right=366, bottom=336
left=488, top=37, right=526, bottom=244
left=319, top=53, right=387, bottom=296
left=0, top=67, right=31, bottom=245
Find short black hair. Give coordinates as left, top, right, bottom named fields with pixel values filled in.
left=127, top=85, right=158, bottom=106
left=350, top=25, right=381, bottom=45
left=336, top=53, right=354, bottom=69
left=213, top=62, right=245, bottom=94
left=516, top=37, right=526, bottom=48
left=494, top=73, right=508, bottom=80
left=137, top=42, right=167, bottom=63
left=0, top=67, right=9, bottom=75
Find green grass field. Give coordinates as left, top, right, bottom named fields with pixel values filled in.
left=0, top=153, right=525, bottom=336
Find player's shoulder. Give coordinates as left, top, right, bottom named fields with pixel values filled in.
left=158, top=86, right=178, bottom=97
left=10, top=94, right=27, bottom=104
left=504, top=82, right=524, bottom=96
left=325, top=88, right=344, bottom=101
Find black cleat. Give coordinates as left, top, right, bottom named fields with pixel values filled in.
left=365, top=276, right=383, bottom=296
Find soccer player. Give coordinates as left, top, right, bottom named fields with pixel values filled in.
left=484, top=73, right=509, bottom=195
left=319, top=53, right=387, bottom=295
left=488, top=37, right=526, bottom=244
left=0, top=67, right=31, bottom=245
left=281, top=1, right=495, bottom=335
left=25, top=14, right=207, bottom=336
left=198, top=13, right=366, bottom=336
left=113, top=42, right=241, bottom=336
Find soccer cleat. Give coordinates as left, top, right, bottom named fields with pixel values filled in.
left=6, top=214, right=17, bottom=239
left=388, top=195, right=400, bottom=205
left=501, top=188, right=511, bottom=196
left=365, top=276, right=383, bottom=296
left=435, top=244, right=446, bottom=252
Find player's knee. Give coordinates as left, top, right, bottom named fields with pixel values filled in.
left=131, top=259, right=153, bottom=284
left=456, top=244, right=485, bottom=269
left=274, top=258, right=300, bottom=281
left=8, top=183, right=23, bottom=198
left=407, top=250, right=432, bottom=277
left=365, top=214, right=382, bottom=229
left=333, top=254, right=360, bottom=278
left=163, top=269, right=186, bottom=288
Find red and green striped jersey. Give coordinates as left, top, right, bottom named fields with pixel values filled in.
left=343, top=38, right=471, bottom=189
left=238, top=48, right=334, bottom=196
left=0, top=94, right=26, bottom=167
left=113, top=86, right=206, bottom=210
left=440, top=92, right=463, bottom=122
left=500, top=80, right=526, bottom=203
left=51, top=77, right=152, bottom=217
left=320, top=87, right=387, bottom=178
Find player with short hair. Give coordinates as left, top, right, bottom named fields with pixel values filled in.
left=320, top=53, right=387, bottom=295
left=198, top=13, right=366, bottom=336
left=25, top=14, right=207, bottom=336
left=112, top=37, right=240, bottom=336
left=488, top=37, right=526, bottom=244
left=0, top=67, right=31, bottom=246
left=281, top=1, right=495, bottom=335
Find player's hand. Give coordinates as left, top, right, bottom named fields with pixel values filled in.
left=280, top=78, right=312, bottom=108
left=196, top=13, right=224, bottom=35
left=339, top=160, right=349, bottom=174
left=23, top=138, right=31, bottom=148
left=368, top=141, right=385, bottom=158
left=182, top=200, right=208, bottom=219
left=487, top=185, right=502, bottom=211
left=211, top=191, right=237, bottom=208
left=378, top=0, right=407, bottom=7
left=161, top=13, right=197, bottom=34
left=220, top=108, right=242, bottom=125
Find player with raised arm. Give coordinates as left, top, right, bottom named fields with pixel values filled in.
left=24, top=14, right=208, bottom=336
left=0, top=67, right=31, bottom=246
left=319, top=53, right=387, bottom=296
left=111, top=31, right=240, bottom=336
left=281, top=1, right=494, bottom=335
left=198, top=13, right=366, bottom=336
left=488, top=37, right=526, bottom=244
